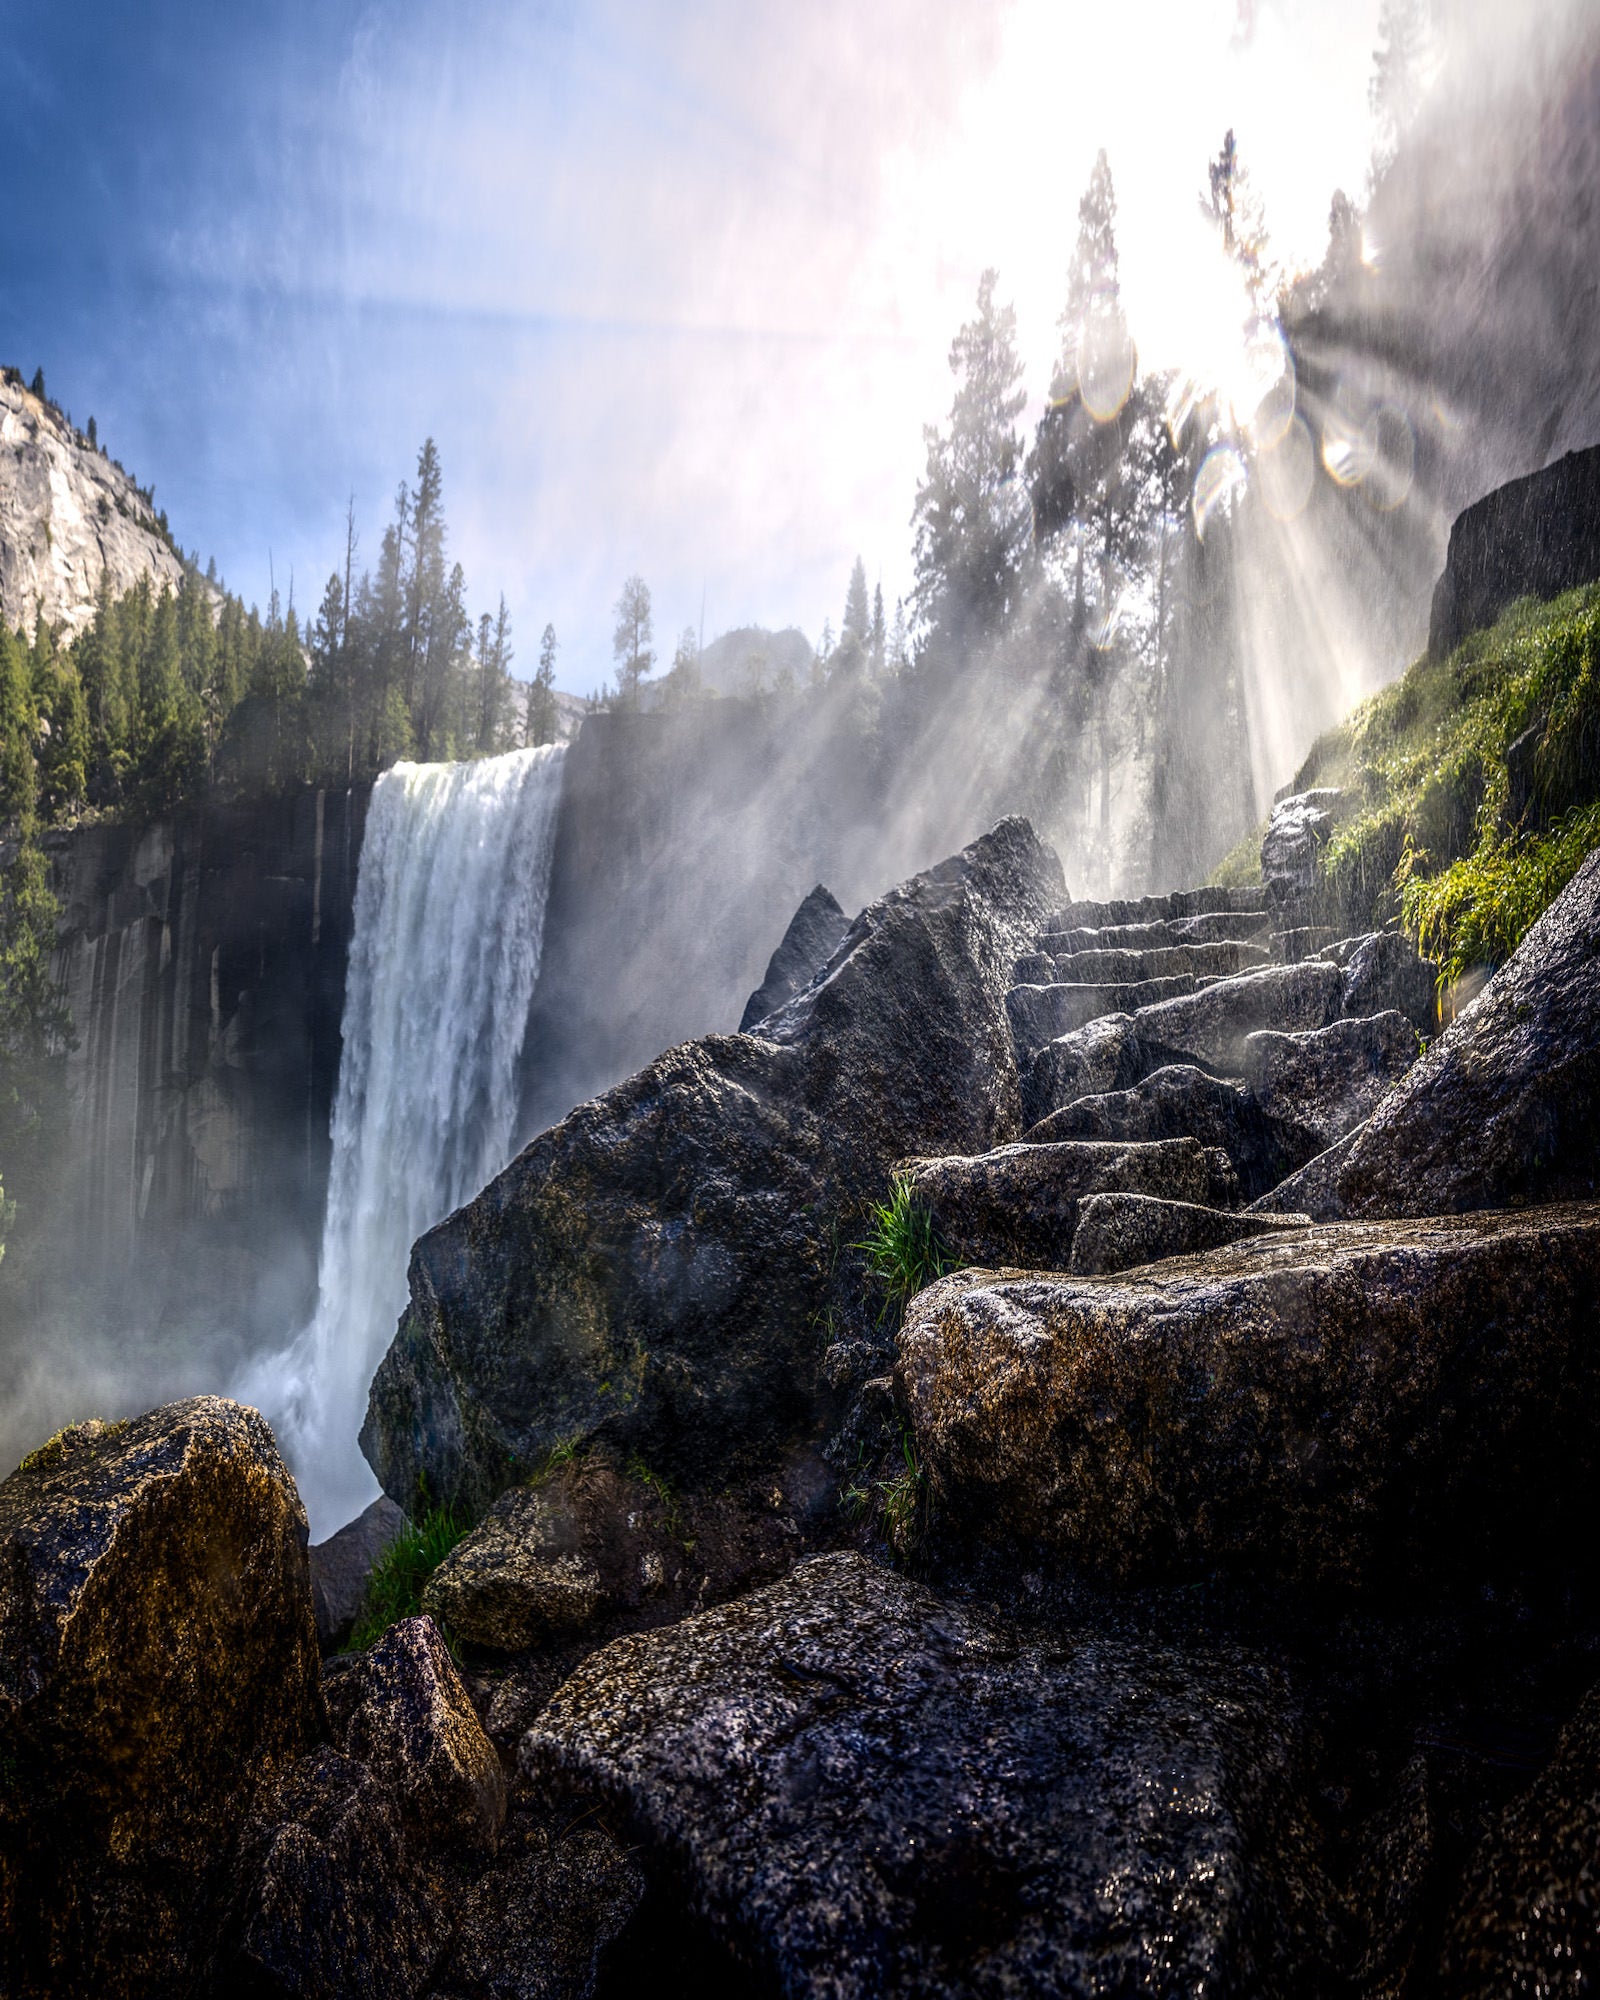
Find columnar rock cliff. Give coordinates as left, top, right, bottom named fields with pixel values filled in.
left=0, top=372, right=189, bottom=636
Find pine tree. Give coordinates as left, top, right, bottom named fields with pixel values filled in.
left=1370, top=0, right=1433, bottom=173
left=870, top=583, right=886, bottom=676
left=910, top=269, right=1028, bottom=672
left=888, top=598, right=909, bottom=674
left=664, top=626, right=702, bottom=706
left=28, top=368, right=44, bottom=403
left=842, top=558, right=870, bottom=644
left=611, top=576, right=654, bottom=706
left=527, top=624, right=559, bottom=746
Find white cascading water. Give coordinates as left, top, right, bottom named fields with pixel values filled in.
left=238, top=743, right=567, bottom=1538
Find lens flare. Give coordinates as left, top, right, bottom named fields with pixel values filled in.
left=1236, top=326, right=1293, bottom=445
left=1257, top=413, right=1316, bottom=521
left=1193, top=444, right=1247, bottom=540
left=1321, top=393, right=1375, bottom=486
left=1084, top=562, right=1128, bottom=650
left=1362, top=405, right=1417, bottom=512
left=1077, top=310, right=1136, bottom=424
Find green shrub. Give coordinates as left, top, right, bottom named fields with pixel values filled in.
left=854, top=1173, right=957, bottom=1321
left=1401, top=804, right=1600, bottom=989
left=349, top=1502, right=469, bottom=1651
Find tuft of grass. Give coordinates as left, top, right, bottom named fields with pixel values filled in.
left=1401, top=803, right=1600, bottom=990
left=854, top=1173, right=958, bottom=1322
left=349, top=1502, right=470, bottom=1651
left=626, top=1452, right=692, bottom=1551
left=842, top=1427, right=927, bottom=1559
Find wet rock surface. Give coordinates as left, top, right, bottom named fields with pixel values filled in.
left=329, top=1616, right=506, bottom=1857
left=1261, top=788, right=1351, bottom=914
left=1068, top=1192, right=1311, bottom=1274
left=1336, top=848, right=1600, bottom=1216
left=1334, top=930, right=1438, bottom=1032
left=898, top=1204, right=1600, bottom=1590
left=1134, top=960, right=1344, bottom=1070
left=1242, top=1011, right=1420, bottom=1155
left=1435, top=1677, right=1600, bottom=1996
left=218, top=1744, right=449, bottom=2000
left=738, top=884, right=850, bottom=1032
left=364, top=819, right=1063, bottom=1516
left=310, top=1493, right=406, bottom=1651
left=1021, top=1010, right=1146, bottom=1124
left=523, top=1551, right=1335, bottom=2000
left=908, top=1136, right=1237, bottom=1268
left=0, top=1396, right=324, bottom=1998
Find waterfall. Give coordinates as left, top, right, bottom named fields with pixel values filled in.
left=238, top=743, right=567, bottom=1538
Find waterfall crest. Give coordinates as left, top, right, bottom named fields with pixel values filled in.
left=239, top=743, right=566, bottom=1536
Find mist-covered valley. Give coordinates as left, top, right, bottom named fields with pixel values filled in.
left=4, top=2, right=1600, bottom=1994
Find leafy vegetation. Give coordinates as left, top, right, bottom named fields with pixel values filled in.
left=854, top=1173, right=958, bottom=1322
left=348, top=1501, right=469, bottom=1651
left=1287, top=585, right=1600, bottom=974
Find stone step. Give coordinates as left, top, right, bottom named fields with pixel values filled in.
left=1132, top=962, right=1345, bottom=1071
left=906, top=1137, right=1238, bottom=1271
left=1069, top=1194, right=1314, bottom=1277
left=1007, top=977, right=1197, bottom=1052
left=1050, top=887, right=1267, bottom=930
left=1016, top=941, right=1269, bottom=985
left=1270, top=926, right=1335, bottom=964
left=1042, top=910, right=1274, bottom=953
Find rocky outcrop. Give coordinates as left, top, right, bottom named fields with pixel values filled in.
left=3, top=786, right=368, bottom=1483
left=1022, top=1011, right=1145, bottom=1125
left=1029, top=1063, right=1294, bottom=1202
left=1336, top=848, right=1600, bottom=1216
left=364, top=818, right=1064, bottom=1517
left=1261, top=789, right=1350, bottom=915
left=898, top=1205, right=1600, bottom=1590
left=739, top=884, right=849, bottom=1031
left=1069, top=1194, right=1311, bottom=1275
left=1242, top=1012, right=1420, bottom=1156
left=1334, top=929, right=1437, bottom=1031
left=0, top=1397, right=324, bottom=1998
left=424, top=1489, right=608, bottom=1651
left=0, top=373, right=188, bottom=637
left=522, top=1552, right=1334, bottom=1998
left=907, top=1137, right=1236, bottom=1269
left=1428, top=440, right=1600, bottom=657
left=435, top=1826, right=644, bottom=2000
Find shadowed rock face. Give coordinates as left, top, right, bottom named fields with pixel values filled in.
left=908, top=1137, right=1236, bottom=1270
left=1068, top=1194, right=1310, bottom=1275
left=363, top=818, right=1064, bottom=1517
left=738, top=884, right=850, bottom=1031
left=1336, top=848, right=1600, bottom=1217
left=0, top=1397, right=324, bottom=1999
left=522, top=1551, right=1335, bottom=2000
left=897, top=1205, right=1600, bottom=1593
left=1436, top=1677, right=1600, bottom=1996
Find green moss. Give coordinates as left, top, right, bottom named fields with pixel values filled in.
left=1293, top=585, right=1600, bottom=962
left=349, top=1503, right=469, bottom=1651
left=1208, top=820, right=1267, bottom=889
left=17, top=1418, right=125, bottom=1475
left=854, top=1173, right=958, bottom=1323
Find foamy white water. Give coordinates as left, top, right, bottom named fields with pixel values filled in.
left=238, top=744, right=566, bottom=1537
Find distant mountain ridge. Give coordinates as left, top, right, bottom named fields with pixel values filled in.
left=0, top=371, right=188, bottom=637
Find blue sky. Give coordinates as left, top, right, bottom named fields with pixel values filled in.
left=1, top=0, right=1384, bottom=695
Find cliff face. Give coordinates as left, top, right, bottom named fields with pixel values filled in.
left=0, top=373, right=188, bottom=636
left=0, top=786, right=368, bottom=1470
left=1428, top=441, right=1600, bottom=656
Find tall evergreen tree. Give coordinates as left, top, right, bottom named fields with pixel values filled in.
left=870, top=583, right=886, bottom=675
left=611, top=576, right=654, bottom=706
left=527, top=624, right=559, bottom=746
left=911, top=269, right=1028, bottom=672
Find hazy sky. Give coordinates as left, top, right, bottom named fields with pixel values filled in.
left=0, top=0, right=1382, bottom=695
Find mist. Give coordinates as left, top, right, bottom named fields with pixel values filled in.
left=4, top=0, right=1600, bottom=1518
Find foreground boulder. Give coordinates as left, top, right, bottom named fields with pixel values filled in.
left=0, top=1398, right=324, bottom=1999
left=907, top=1137, right=1236, bottom=1269
left=1335, top=848, right=1600, bottom=1216
left=363, top=819, right=1063, bottom=1515
left=522, top=1551, right=1334, bottom=1998
left=898, top=1204, right=1600, bottom=1591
